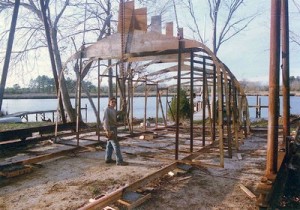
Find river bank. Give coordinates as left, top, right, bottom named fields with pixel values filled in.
left=3, top=91, right=300, bottom=99
left=2, top=92, right=169, bottom=99
left=245, top=91, right=300, bottom=96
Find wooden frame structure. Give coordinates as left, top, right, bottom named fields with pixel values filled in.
left=62, top=1, right=250, bottom=166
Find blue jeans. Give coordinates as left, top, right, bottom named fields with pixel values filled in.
left=105, top=127, right=124, bottom=163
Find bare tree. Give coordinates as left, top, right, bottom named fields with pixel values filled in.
left=184, top=0, right=257, bottom=55
left=290, top=0, right=300, bottom=46
left=0, top=0, right=113, bottom=121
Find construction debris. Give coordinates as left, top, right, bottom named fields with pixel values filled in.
left=118, top=191, right=151, bottom=210
left=139, top=132, right=158, bottom=140
left=239, top=184, right=256, bottom=199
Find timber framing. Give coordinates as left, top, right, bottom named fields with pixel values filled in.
left=62, top=0, right=250, bottom=167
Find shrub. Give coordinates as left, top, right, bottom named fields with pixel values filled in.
left=168, top=89, right=191, bottom=122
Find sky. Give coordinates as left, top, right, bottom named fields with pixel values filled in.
left=0, top=0, right=300, bottom=87
left=178, top=1, right=300, bottom=85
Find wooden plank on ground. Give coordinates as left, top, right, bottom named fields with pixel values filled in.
left=0, top=141, right=99, bottom=170
left=79, top=162, right=178, bottom=210
left=239, top=184, right=256, bottom=199
left=80, top=188, right=124, bottom=210
left=118, top=192, right=151, bottom=210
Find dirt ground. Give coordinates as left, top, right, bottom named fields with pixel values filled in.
left=0, top=130, right=267, bottom=210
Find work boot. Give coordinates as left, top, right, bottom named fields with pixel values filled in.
left=116, top=161, right=129, bottom=166
left=105, top=159, right=116, bottom=164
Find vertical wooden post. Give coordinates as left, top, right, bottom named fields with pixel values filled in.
left=259, top=97, right=262, bottom=118
left=166, top=88, right=169, bottom=122
left=127, top=69, right=132, bottom=133
left=130, top=70, right=134, bottom=134
left=212, top=65, right=216, bottom=143
left=217, top=67, right=224, bottom=167
left=144, top=78, right=148, bottom=131
left=158, top=89, right=167, bottom=127
left=202, top=57, right=206, bottom=146
left=175, top=39, right=183, bottom=160
left=76, top=45, right=83, bottom=146
left=232, top=85, right=239, bottom=150
left=206, top=82, right=213, bottom=145
left=256, top=95, right=259, bottom=118
left=116, top=68, right=119, bottom=108
left=156, top=84, right=159, bottom=129
left=190, top=51, right=194, bottom=153
left=223, top=71, right=232, bottom=158
left=97, top=59, right=101, bottom=140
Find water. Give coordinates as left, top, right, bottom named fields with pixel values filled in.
left=2, top=96, right=300, bottom=122
left=2, top=97, right=169, bottom=123
left=247, top=95, right=300, bottom=120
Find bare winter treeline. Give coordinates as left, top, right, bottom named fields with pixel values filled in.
left=5, top=75, right=300, bottom=95
left=239, top=76, right=300, bottom=93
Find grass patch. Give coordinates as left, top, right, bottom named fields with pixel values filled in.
left=0, top=122, right=53, bottom=131
left=250, top=119, right=268, bottom=127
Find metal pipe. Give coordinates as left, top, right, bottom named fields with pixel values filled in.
left=266, top=0, right=281, bottom=177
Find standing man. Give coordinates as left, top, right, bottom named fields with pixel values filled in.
left=103, top=97, right=128, bottom=166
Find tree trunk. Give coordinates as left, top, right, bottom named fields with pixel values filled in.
left=51, top=27, right=76, bottom=122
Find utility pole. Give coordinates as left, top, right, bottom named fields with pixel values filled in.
left=266, top=0, right=281, bottom=178
left=281, top=0, right=290, bottom=145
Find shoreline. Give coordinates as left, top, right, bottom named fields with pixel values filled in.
left=2, top=91, right=300, bottom=99
left=2, top=93, right=160, bottom=99
left=245, top=91, right=300, bottom=96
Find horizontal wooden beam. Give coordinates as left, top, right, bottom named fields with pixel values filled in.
left=79, top=162, right=178, bottom=210
left=77, top=31, right=202, bottom=60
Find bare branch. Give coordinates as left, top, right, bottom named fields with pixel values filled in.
left=53, top=0, right=69, bottom=28
left=218, top=15, right=256, bottom=49
left=290, top=31, right=300, bottom=46
left=292, top=0, right=300, bottom=13
left=185, top=0, right=204, bottom=43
